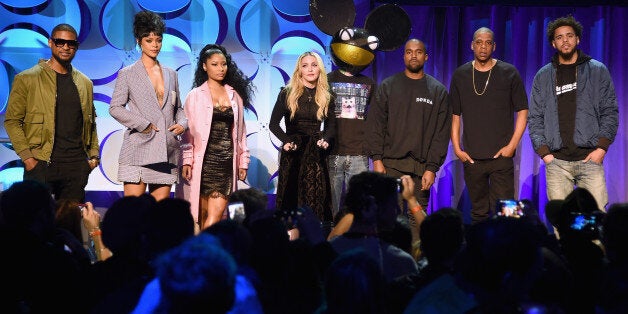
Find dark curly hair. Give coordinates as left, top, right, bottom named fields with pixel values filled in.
left=193, top=44, right=255, bottom=108
left=546, top=15, right=583, bottom=44
left=133, top=10, right=165, bottom=40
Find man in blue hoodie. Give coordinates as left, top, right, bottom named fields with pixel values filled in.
left=528, top=15, right=618, bottom=211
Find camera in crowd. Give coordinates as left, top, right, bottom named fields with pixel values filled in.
left=227, top=202, right=246, bottom=223
left=495, top=199, right=525, bottom=218
left=273, top=207, right=304, bottom=221
left=396, top=178, right=404, bottom=193
left=567, top=211, right=604, bottom=240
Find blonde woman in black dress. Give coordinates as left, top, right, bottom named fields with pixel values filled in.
left=269, top=51, right=336, bottom=223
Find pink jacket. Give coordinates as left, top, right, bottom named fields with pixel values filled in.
left=175, top=83, right=249, bottom=223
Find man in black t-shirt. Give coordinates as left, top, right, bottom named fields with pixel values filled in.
left=4, top=24, right=99, bottom=202
left=449, top=27, right=528, bottom=223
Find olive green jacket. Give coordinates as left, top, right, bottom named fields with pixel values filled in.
left=4, top=59, right=99, bottom=162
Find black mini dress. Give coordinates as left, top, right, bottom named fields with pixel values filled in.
left=200, top=106, right=234, bottom=197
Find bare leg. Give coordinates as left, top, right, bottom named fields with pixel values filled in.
left=202, top=193, right=228, bottom=229
left=124, top=182, right=147, bottom=197
left=199, top=196, right=209, bottom=229
left=149, top=184, right=172, bottom=202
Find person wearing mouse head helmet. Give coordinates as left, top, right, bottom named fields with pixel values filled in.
left=309, top=0, right=411, bottom=225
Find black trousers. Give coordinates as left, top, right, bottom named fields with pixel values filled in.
left=463, top=157, right=514, bottom=224
left=23, top=159, right=91, bottom=202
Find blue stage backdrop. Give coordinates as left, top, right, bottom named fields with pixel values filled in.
left=0, top=0, right=626, bottom=224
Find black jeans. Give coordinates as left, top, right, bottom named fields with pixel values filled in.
left=23, top=159, right=91, bottom=202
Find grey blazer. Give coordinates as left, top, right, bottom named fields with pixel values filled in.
left=109, top=60, right=187, bottom=167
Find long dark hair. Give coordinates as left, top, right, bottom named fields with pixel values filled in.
left=193, top=44, right=255, bottom=109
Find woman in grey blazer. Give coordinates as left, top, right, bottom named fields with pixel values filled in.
left=109, top=11, right=187, bottom=201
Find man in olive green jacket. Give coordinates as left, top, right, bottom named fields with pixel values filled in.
left=4, top=23, right=99, bottom=202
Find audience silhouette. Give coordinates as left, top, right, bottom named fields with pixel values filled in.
left=393, top=207, right=474, bottom=314
left=144, top=233, right=237, bottom=314
left=3, top=176, right=627, bottom=314
left=0, top=180, right=88, bottom=313
left=329, top=171, right=419, bottom=282
left=85, top=194, right=156, bottom=313
left=319, top=249, right=388, bottom=314
left=599, top=203, right=628, bottom=314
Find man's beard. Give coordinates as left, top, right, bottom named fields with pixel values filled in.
left=406, top=63, right=423, bottom=74
left=558, top=48, right=577, bottom=62
left=52, top=54, right=73, bottom=68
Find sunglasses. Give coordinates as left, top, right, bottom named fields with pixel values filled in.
left=51, top=38, right=79, bottom=49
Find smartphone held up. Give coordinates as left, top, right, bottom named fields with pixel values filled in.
left=495, top=199, right=525, bottom=218
left=227, top=202, right=246, bottom=223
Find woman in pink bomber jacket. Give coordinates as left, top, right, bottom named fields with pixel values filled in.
left=176, top=44, right=255, bottom=230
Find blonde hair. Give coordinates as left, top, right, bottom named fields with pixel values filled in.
left=285, top=51, right=331, bottom=121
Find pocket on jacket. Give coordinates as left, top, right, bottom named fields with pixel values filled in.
left=138, top=129, right=156, bottom=139
left=170, top=90, right=177, bottom=106
left=166, top=130, right=180, bottom=149
left=24, top=113, right=44, bottom=147
left=129, top=128, right=156, bottom=143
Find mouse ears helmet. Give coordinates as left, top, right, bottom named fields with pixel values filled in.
left=309, top=0, right=411, bottom=74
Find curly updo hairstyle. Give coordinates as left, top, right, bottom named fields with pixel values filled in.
left=133, top=10, right=165, bottom=40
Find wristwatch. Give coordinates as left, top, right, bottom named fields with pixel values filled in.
left=89, top=156, right=100, bottom=166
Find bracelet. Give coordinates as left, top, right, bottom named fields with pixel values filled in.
left=409, top=204, right=423, bottom=214
left=89, top=229, right=102, bottom=237
left=410, top=204, right=427, bottom=217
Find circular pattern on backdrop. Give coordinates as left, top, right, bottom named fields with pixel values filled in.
left=271, top=30, right=325, bottom=55
left=0, top=0, right=48, bottom=14
left=184, top=0, right=226, bottom=51
left=137, top=0, right=190, bottom=17
left=271, top=0, right=311, bottom=22
left=0, top=26, right=48, bottom=47
left=99, top=130, right=124, bottom=185
left=0, top=60, right=12, bottom=113
left=236, top=0, right=279, bottom=53
left=99, top=0, right=138, bottom=50
left=72, top=46, right=123, bottom=85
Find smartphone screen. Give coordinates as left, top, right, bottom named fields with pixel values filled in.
left=227, top=202, right=246, bottom=223
left=568, top=212, right=603, bottom=239
left=570, top=213, right=599, bottom=231
left=496, top=199, right=524, bottom=218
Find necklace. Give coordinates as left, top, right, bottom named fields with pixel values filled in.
left=304, top=87, right=315, bottom=102
left=472, top=59, right=495, bottom=96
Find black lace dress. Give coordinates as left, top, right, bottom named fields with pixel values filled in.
left=200, top=106, right=234, bottom=198
left=269, top=87, right=336, bottom=222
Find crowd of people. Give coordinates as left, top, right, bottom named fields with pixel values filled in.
left=2, top=9, right=623, bottom=314
left=2, top=174, right=627, bottom=313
